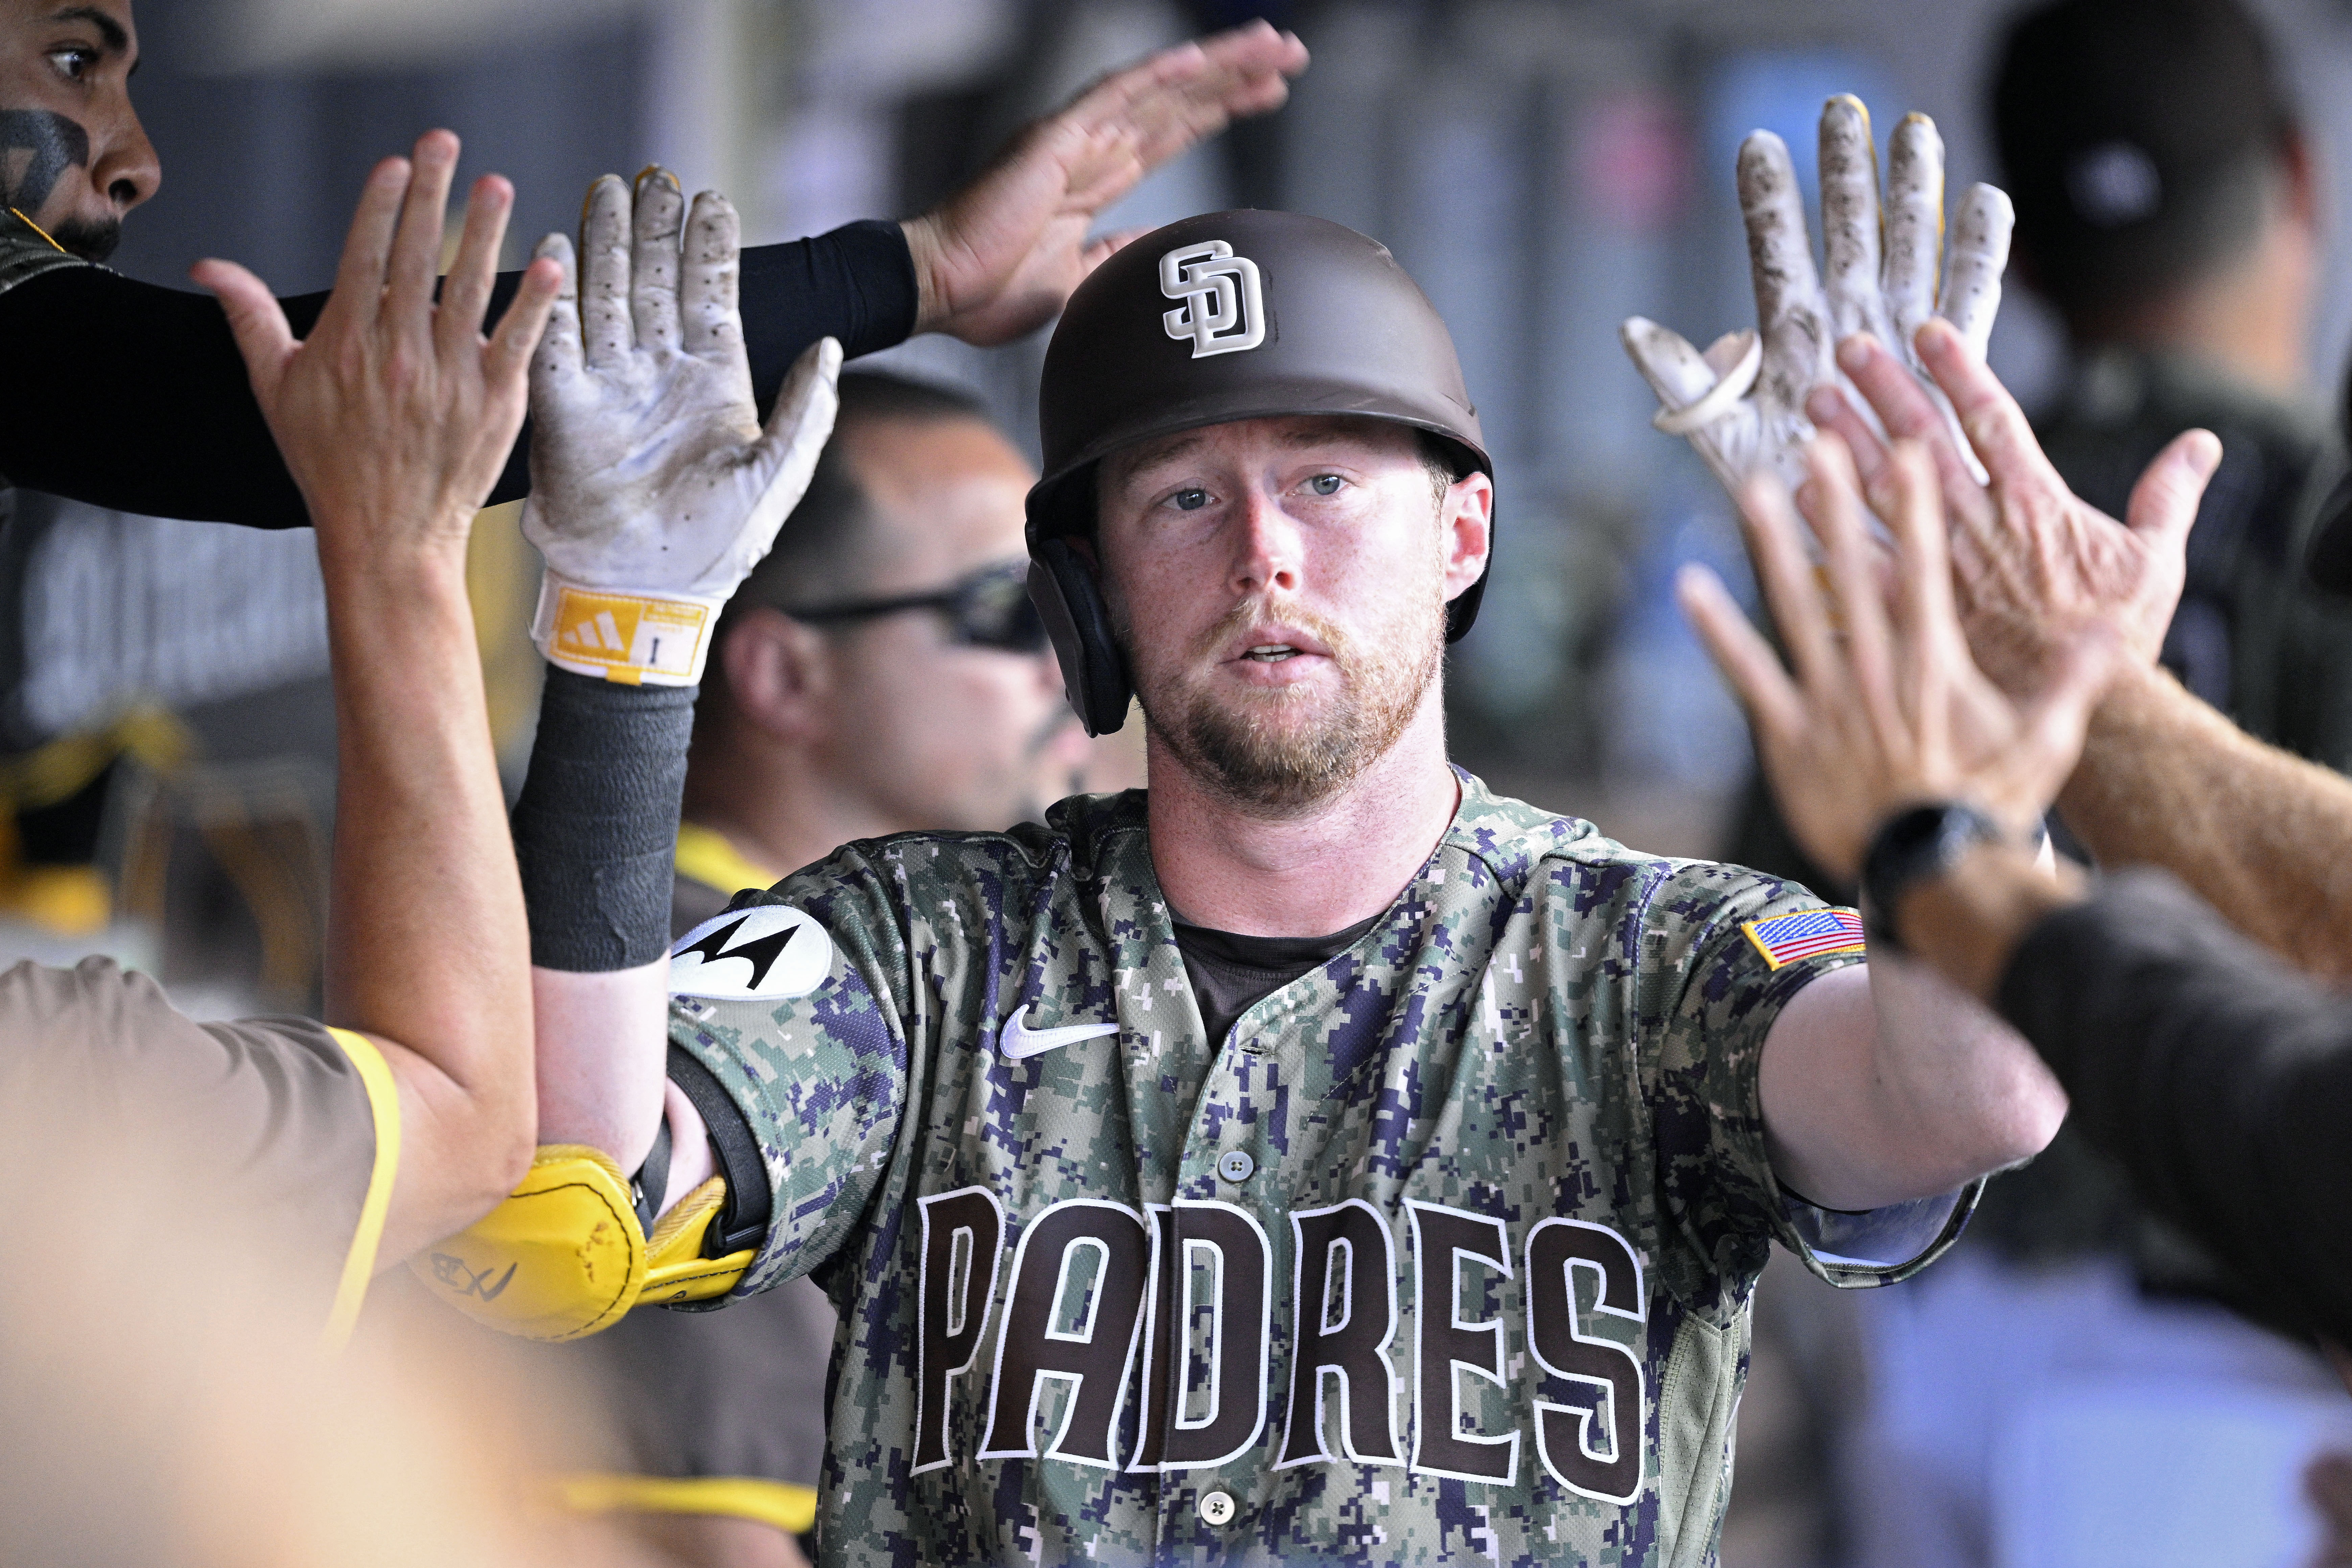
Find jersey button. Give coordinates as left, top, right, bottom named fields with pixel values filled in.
left=1199, top=1490, right=1236, bottom=1526
left=1216, top=1149, right=1255, bottom=1184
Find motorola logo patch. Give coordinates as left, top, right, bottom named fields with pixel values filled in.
left=669, top=905, right=832, bottom=1000
left=1159, top=239, right=1265, bottom=358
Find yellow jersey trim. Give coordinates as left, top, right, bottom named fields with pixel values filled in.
left=558, top=1473, right=818, bottom=1534
left=674, top=822, right=781, bottom=900
left=6, top=207, right=67, bottom=253
left=322, top=1027, right=402, bottom=1350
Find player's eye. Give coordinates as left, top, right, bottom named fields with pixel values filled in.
left=1170, top=487, right=1210, bottom=512
left=46, top=45, right=98, bottom=81
left=1306, top=473, right=1344, bottom=497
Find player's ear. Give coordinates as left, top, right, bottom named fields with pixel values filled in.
left=722, top=608, right=833, bottom=743
left=1441, top=470, right=1494, bottom=599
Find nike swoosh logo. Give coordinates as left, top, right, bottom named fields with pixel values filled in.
left=998, top=1005, right=1119, bottom=1059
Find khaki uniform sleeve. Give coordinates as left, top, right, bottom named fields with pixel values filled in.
left=0, top=957, right=387, bottom=1324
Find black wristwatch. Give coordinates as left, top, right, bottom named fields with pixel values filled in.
left=1859, top=802, right=2002, bottom=952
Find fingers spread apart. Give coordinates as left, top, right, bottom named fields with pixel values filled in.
left=1882, top=113, right=1944, bottom=349
left=1737, top=131, right=1834, bottom=411
left=630, top=167, right=685, bottom=354
left=530, top=232, right=582, bottom=384
left=1937, top=183, right=2013, bottom=358
left=679, top=190, right=743, bottom=362
left=578, top=173, right=634, bottom=367
left=1817, top=96, right=1892, bottom=347
left=437, top=173, right=514, bottom=356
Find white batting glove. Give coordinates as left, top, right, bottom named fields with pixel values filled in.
left=523, top=168, right=841, bottom=685
left=1622, top=96, right=2012, bottom=493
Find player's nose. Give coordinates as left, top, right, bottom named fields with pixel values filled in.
left=92, top=100, right=161, bottom=213
left=1228, top=486, right=1301, bottom=599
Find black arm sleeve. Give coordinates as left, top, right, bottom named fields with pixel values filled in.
left=0, top=219, right=917, bottom=529
left=510, top=669, right=694, bottom=973
left=1996, top=868, right=2352, bottom=1342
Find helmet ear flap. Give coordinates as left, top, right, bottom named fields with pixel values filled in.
left=1027, top=541, right=1133, bottom=736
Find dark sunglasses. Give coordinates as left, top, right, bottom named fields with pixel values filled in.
left=787, top=560, right=1049, bottom=655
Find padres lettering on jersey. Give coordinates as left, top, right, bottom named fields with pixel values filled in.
left=902, top=1188, right=1649, bottom=1502
left=669, top=775, right=1973, bottom=1567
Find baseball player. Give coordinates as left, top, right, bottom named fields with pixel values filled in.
left=413, top=140, right=2071, bottom=1559
left=0, top=2, right=1305, bottom=529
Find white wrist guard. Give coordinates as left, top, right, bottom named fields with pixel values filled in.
left=532, top=574, right=725, bottom=686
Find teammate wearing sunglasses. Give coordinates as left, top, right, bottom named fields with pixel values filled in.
left=672, top=371, right=1086, bottom=939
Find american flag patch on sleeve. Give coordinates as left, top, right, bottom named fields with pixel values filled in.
left=1740, top=908, right=1867, bottom=969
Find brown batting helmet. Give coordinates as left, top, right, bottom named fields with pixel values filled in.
left=1024, top=209, right=1493, bottom=734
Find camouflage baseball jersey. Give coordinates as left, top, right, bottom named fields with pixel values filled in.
left=666, top=772, right=1975, bottom=1567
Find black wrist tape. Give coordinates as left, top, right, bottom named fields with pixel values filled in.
left=512, top=668, right=695, bottom=971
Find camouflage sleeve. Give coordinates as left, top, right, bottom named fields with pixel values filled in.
left=666, top=849, right=921, bottom=1295
left=1640, top=866, right=1975, bottom=1304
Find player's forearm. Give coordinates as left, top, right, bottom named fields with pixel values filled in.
left=321, top=546, right=534, bottom=1147
left=1760, top=955, right=2065, bottom=1210
left=2059, top=661, right=2352, bottom=978
left=1858, top=950, right=2068, bottom=1196
left=0, top=229, right=912, bottom=529
left=511, top=672, right=692, bottom=1173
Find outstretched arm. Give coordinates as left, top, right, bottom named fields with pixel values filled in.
left=901, top=19, right=1306, bottom=346
left=195, top=130, right=561, bottom=1266
left=0, top=21, right=1304, bottom=529
left=1682, top=437, right=2106, bottom=1210
left=1816, top=321, right=2352, bottom=977
left=515, top=167, right=838, bottom=1186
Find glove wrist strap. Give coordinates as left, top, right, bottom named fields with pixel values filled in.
left=532, top=574, right=726, bottom=686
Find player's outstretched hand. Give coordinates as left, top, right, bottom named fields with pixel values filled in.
left=1678, top=435, right=2118, bottom=881
left=523, top=168, right=841, bottom=686
left=1624, top=95, right=2011, bottom=494
left=193, top=129, right=560, bottom=567
left=1810, top=319, right=2222, bottom=694
left=901, top=19, right=1308, bottom=347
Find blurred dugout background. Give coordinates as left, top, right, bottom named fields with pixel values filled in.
left=16, top=0, right=2352, bottom=1563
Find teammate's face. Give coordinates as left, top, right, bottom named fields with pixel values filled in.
left=816, top=417, right=1090, bottom=830
left=1096, top=415, right=1491, bottom=812
left=0, top=0, right=153, bottom=261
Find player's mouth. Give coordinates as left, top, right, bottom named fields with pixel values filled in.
left=1222, top=623, right=1333, bottom=666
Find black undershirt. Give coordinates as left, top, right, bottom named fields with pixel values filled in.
left=1173, top=914, right=1380, bottom=1050
left=1997, top=868, right=2352, bottom=1343
left=0, top=219, right=917, bottom=529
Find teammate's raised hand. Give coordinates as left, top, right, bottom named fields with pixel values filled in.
left=523, top=168, right=840, bottom=686
left=1811, top=319, right=2221, bottom=694
left=1678, top=436, right=2117, bottom=880
left=1624, top=96, right=2012, bottom=494
left=901, top=19, right=1308, bottom=347
left=192, top=129, right=559, bottom=565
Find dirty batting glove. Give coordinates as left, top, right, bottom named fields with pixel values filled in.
left=1621, top=96, right=2012, bottom=491
left=523, top=166, right=841, bottom=685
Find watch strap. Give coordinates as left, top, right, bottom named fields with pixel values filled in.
left=1860, top=802, right=2002, bottom=952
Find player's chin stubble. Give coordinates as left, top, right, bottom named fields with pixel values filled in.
left=1124, top=592, right=1446, bottom=816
